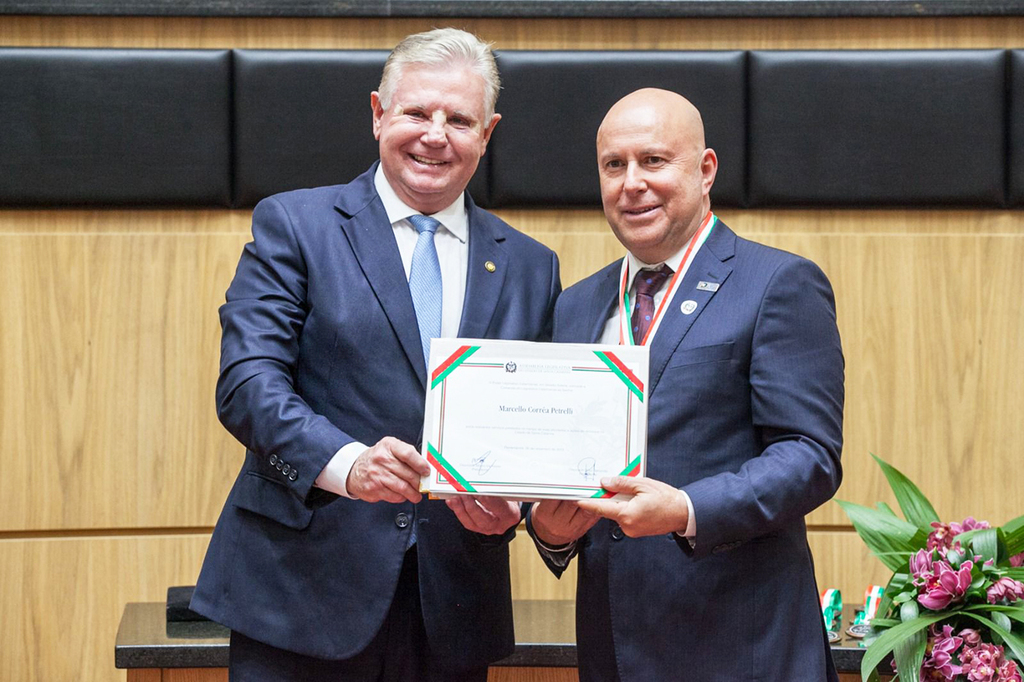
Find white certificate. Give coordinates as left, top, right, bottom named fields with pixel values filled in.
left=420, top=338, right=649, bottom=500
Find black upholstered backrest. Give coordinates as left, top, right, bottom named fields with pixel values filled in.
left=490, top=50, right=746, bottom=208
left=1, top=47, right=1022, bottom=209
left=748, top=50, right=1006, bottom=207
left=0, top=48, right=231, bottom=206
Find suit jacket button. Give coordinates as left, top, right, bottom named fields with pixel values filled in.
left=288, top=470, right=298, bottom=481
left=395, top=512, right=410, bottom=529
left=269, top=454, right=278, bottom=465
left=282, top=464, right=291, bottom=475
left=275, top=460, right=283, bottom=470
left=610, top=526, right=624, bottom=540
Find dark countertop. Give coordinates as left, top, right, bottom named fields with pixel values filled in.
left=3, top=0, right=1024, bottom=18
left=116, top=599, right=872, bottom=672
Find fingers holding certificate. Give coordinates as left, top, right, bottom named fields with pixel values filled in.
left=420, top=339, right=649, bottom=500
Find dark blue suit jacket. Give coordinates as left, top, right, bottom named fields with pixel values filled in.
left=191, top=165, right=560, bottom=667
left=535, top=221, right=843, bottom=681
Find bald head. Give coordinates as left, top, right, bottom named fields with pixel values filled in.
left=595, top=88, right=717, bottom=264
left=598, top=88, right=706, bottom=156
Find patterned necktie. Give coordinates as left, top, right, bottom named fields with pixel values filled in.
left=407, top=214, right=443, bottom=370
left=630, top=264, right=673, bottom=344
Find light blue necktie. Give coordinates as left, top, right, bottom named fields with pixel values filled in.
left=407, top=214, right=443, bottom=371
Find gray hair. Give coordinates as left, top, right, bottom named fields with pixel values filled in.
left=378, top=28, right=501, bottom=119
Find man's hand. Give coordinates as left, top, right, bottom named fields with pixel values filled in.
left=531, top=499, right=599, bottom=547
left=346, top=437, right=431, bottom=503
left=576, top=476, right=689, bottom=538
left=446, top=496, right=522, bottom=536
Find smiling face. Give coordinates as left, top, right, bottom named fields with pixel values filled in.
left=372, top=63, right=500, bottom=215
left=596, top=89, right=717, bottom=264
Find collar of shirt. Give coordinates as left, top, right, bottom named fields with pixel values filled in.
left=622, top=241, right=690, bottom=294
left=373, top=164, right=468, bottom=244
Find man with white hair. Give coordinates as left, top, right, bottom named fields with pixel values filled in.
left=192, top=28, right=560, bottom=681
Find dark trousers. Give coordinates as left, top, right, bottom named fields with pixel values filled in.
left=229, top=547, right=488, bottom=682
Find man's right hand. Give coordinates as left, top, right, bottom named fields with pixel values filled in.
left=346, top=437, right=431, bottom=503
left=531, top=499, right=599, bottom=547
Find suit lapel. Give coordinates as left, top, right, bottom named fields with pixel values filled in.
left=582, top=265, right=621, bottom=343
left=648, top=222, right=736, bottom=394
left=335, top=166, right=427, bottom=387
left=458, top=201, right=507, bottom=339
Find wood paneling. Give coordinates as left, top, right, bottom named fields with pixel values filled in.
left=0, top=223, right=249, bottom=531
left=2, top=15, right=1024, bottom=50
left=0, top=534, right=211, bottom=682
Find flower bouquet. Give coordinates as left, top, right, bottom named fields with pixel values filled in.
left=837, top=455, right=1024, bottom=681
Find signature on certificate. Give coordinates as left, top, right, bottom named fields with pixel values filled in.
left=471, top=451, right=497, bottom=476
left=577, top=457, right=597, bottom=481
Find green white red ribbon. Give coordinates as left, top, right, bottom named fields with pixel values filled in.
left=425, top=442, right=476, bottom=493
left=430, top=344, right=481, bottom=390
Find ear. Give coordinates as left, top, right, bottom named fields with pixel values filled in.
left=700, top=147, right=718, bottom=195
left=479, top=113, right=501, bottom=154
left=370, top=91, right=385, bottom=141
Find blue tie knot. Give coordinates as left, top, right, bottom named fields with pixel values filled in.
left=409, top=214, right=441, bottom=236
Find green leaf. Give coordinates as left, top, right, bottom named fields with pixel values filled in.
left=875, top=572, right=910, bottom=620
left=968, top=604, right=1024, bottom=625
left=871, top=454, right=940, bottom=532
left=876, top=501, right=898, bottom=517
left=893, top=601, right=926, bottom=682
left=960, top=611, right=1024, bottom=665
left=837, top=499, right=928, bottom=572
left=993, top=610, right=1013, bottom=632
left=1002, top=513, right=1024, bottom=556
left=1004, top=568, right=1024, bottom=581
left=967, top=528, right=1002, bottom=565
left=860, top=610, right=948, bottom=680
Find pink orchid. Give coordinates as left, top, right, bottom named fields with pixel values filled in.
left=918, top=560, right=973, bottom=610
left=1010, top=552, right=1024, bottom=568
left=999, top=660, right=1023, bottom=682
left=986, top=576, right=1024, bottom=605
left=921, top=624, right=963, bottom=680
left=911, top=548, right=935, bottom=580
left=950, top=517, right=991, bottom=534
left=959, top=628, right=983, bottom=647
left=960, top=642, right=1006, bottom=682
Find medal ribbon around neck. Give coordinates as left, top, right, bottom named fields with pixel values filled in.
left=619, top=211, right=717, bottom=346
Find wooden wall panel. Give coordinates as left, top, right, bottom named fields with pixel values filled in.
left=2, top=15, right=1024, bottom=50
left=0, top=533, right=211, bottom=682
left=0, top=215, right=249, bottom=530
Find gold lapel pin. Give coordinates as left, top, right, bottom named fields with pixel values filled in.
left=484, top=261, right=496, bottom=273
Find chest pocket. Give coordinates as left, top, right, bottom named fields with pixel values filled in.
left=666, top=341, right=735, bottom=368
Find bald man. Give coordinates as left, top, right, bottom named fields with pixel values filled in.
left=527, top=89, right=845, bottom=681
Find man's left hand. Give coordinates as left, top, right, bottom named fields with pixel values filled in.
left=446, top=496, right=521, bottom=536
left=576, top=476, right=689, bottom=538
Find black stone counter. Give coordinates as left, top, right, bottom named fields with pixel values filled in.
left=2, top=0, right=1024, bottom=18
left=115, top=599, right=873, bottom=672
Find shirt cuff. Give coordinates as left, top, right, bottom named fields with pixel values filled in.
left=675, top=489, right=696, bottom=539
left=528, top=508, right=578, bottom=569
left=314, top=441, right=366, bottom=499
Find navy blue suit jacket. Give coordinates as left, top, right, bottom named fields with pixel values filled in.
left=192, top=165, right=560, bottom=666
left=534, top=221, right=843, bottom=681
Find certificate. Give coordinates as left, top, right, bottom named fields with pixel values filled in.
left=420, top=338, right=649, bottom=500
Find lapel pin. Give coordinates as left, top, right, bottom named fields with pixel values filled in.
left=680, top=300, right=698, bottom=315
left=696, top=281, right=720, bottom=292
left=484, top=261, right=496, bottom=273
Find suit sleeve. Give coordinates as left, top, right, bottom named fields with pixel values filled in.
left=680, top=257, right=844, bottom=558
left=215, top=196, right=353, bottom=503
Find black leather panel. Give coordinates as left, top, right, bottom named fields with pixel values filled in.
left=490, top=51, right=747, bottom=208
left=1010, top=50, right=1024, bottom=207
left=232, top=50, right=491, bottom=208
left=748, top=50, right=1006, bottom=207
left=0, top=48, right=231, bottom=206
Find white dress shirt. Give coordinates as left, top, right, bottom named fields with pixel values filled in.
left=314, top=165, right=470, bottom=498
